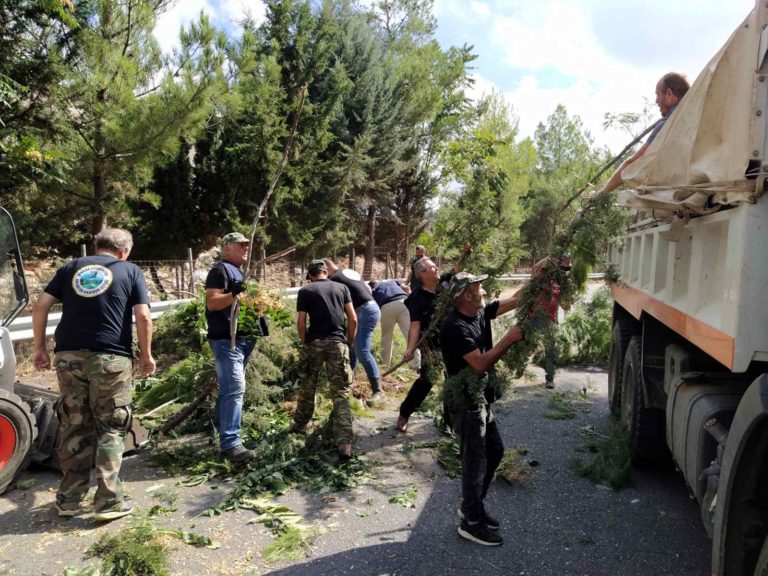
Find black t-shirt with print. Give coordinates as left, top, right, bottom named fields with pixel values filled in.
left=45, top=255, right=150, bottom=357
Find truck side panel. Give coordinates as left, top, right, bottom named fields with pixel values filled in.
left=609, top=200, right=768, bottom=373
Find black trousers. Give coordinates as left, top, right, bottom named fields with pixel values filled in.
left=451, top=403, right=504, bottom=523
left=399, top=364, right=433, bottom=418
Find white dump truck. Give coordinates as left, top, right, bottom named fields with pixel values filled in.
left=608, top=2, right=768, bottom=575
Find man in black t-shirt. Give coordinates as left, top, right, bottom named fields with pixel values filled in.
left=396, top=245, right=471, bottom=433
left=292, top=260, right=358, bottom=460
left=32, top=228, right=155, bottom=521
left=205, top=232, right=260, bottom=463
left=440, top=271, right=526, bottom=547
left=323, top=258, right=383, bottom=404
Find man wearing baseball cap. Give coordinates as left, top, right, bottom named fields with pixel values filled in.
left=205, top=231, right=259, bottom=462
left=440, top=271, right=526, bottom=546
left=292, top=259, right=358, bottom=460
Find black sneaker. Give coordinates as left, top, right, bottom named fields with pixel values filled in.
left=221, top=444, right=256, bottom=463
left=457, top=507, right=500, bottom=530
left=458, top=520, right=503, bottom=546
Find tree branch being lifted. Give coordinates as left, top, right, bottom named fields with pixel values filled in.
left=229, top=84, right=308, bottom=347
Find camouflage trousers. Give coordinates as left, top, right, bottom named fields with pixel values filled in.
left=293, top=339, right=353, bottom=445
left=54, top=351, right=133, bottom=512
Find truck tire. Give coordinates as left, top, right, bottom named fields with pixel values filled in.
left=621, top=336, right=665, bottom=464
left=0, top=388, right=37, bottom=494
left=756, top=534, right=768, bottom=576
left=608, top=317, right=637, bottom=417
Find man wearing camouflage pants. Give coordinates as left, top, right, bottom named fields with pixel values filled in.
left=291, top=260, right=357, bottom=460
left=33, top=228, right=155, bottom=521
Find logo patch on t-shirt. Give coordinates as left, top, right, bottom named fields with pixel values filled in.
left=72, top=265, right=113, bottom=297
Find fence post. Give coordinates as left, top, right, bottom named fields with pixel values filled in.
left=187, top=248, right=194, bottom=295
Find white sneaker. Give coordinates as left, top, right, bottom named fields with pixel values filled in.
left=55, top=503, right=78, bottom=518
left=94, top=501, right=134, bottom=522
left=367, top=391, right=386, bottom=406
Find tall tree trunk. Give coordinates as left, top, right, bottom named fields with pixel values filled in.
left=92, top=156, right=107, bottom=235
left=363, top=204, right=376, bottom=280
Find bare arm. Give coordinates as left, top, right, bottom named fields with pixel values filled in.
left=403, top=320, right=421, bottom=361
left=599, top=143, right=649, bottom=195
left=344, top=302, right=357, bottom=345
left=206, top=287, right=238, bottom=312
left=32, top=292, right=58, bottom=370
left=496, top=258, right=547, bottom=316
left=297, top=311, right=307, bottom=344
left=463, top=325, right=524, bottom=374
left=497, top=288, right=523, bottom=316
left=133, top=304, right=156, bottom=377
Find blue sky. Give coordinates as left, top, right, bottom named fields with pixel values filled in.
left=157, top=0, right=757, bottom=151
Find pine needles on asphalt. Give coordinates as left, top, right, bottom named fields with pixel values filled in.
left=571, top=421, right=633, bottom=489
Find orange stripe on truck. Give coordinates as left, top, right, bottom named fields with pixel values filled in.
left=611, top=283, right=735, bottom=369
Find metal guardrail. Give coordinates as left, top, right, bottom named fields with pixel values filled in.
left=8, top=299, right=193, bottom=342
left=9, top=273, right=606, bottom=342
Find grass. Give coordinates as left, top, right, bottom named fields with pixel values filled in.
left=543, top=389, right=592, bottom=420
left=571, top=421, right=633, bottom=489
left=494, top=447, right=535, bottom=484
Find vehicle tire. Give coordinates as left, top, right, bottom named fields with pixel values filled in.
left=608, top=316, right=637, bottom=417
left=0, top=388, right=37, bottom=494
left=755, top=534, right=768, bottom=576
left=621, top=336, right=665, bottom=464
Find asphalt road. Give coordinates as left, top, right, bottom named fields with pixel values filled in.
left=0, top=364, right=711, bottom=576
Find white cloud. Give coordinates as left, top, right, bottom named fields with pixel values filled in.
left=155, top=0, right=217, bottom=54
left=462, top=0, right=756, bottom=152
left=469, top=2, right=491, bottom=18
left=219, top=0, right=267, bottom=27
left=154, top=0, right=266, bottom=54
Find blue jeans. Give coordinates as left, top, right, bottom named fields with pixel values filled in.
left=351, top=301, right=381, bottom=389
left=209, top=338, right=255, bottom=451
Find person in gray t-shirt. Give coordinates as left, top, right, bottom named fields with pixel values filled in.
left=598, top=72, right=690, bottom=196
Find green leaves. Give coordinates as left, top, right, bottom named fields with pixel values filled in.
left=388, top=484, right=419, bottom=508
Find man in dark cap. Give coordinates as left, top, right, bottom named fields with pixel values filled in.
left=292, top=260, right=358, bottom=460
left=205, top=232, right=260, bottom=463
left=441, top=271, right=526, bottom=546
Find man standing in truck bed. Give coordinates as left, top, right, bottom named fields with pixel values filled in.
left=598, top=72, right=690, bottom=195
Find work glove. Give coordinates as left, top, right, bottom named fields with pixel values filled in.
left=230, top=281, right=245, bottom=296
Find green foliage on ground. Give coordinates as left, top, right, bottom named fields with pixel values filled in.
left=389, top=484, right=419, bottom=508
left=557, top=287, right=613, bottom=365
left=65, top=516, right=219, bottom=576
left=543, top=389, right=592, bottom=420
left=494, top=447, right=535, bottom=484
left=242, top=497, right=319, bottom=563
left=572, top=421, right=633, bottom=489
